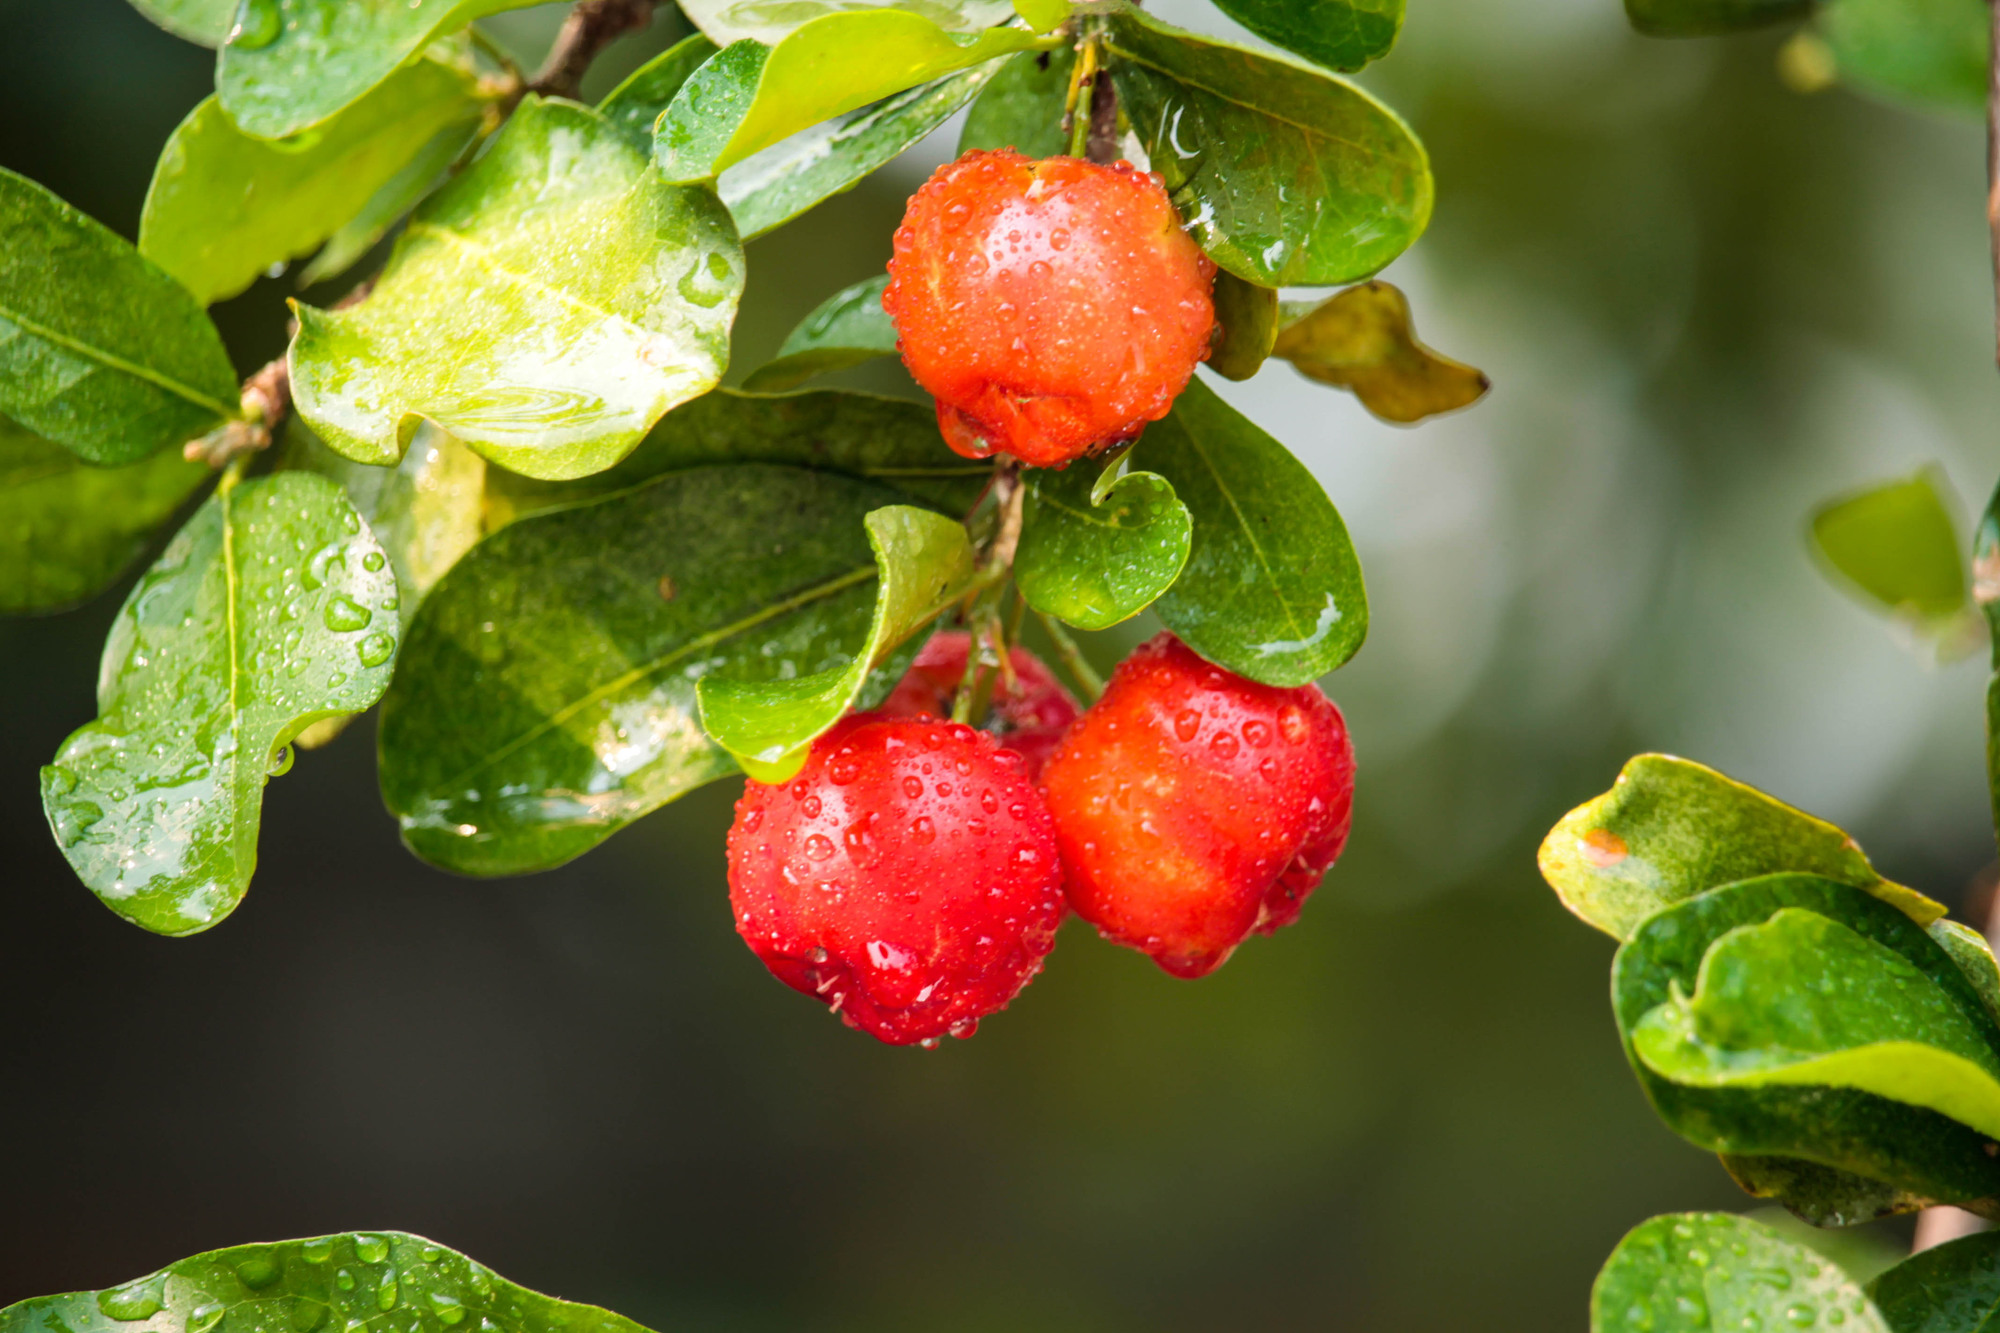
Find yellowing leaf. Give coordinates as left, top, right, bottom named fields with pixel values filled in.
left=1272, top=282, right=1488, bottom=423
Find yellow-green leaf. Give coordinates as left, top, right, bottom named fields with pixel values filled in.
left=1272, top=282, right=1489, bottom=423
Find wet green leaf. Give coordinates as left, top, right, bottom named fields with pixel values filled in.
left=126, top=0, right=235, bottom=45
left=1870, top=1229, right=2000, bottom=1330
left=1209, top=271, right=1280, bottom=382
left=1207, top=0, right=1402, bottom=73
left=0, top=168, right=238, bottom=466
left=958, top=46, right=1074, bottom=157
left=600, top=34, right=724, bottom=143
left=655, top=15, right=1051, bottom=182
left=379, top=464, right=923, bottom=876
left=679, top=0, right=1017, bottom=46
left=40, top=471, right=399, bottom=935
left=1931, top=919, right=2000, bottom=1029
left=698, top=504, right=977, bottom=782
left=1016, top=451, right=1191, bottom=630
left=1107, top=7, right=1431, bottom=287
left=1811, top=465, right=1971, bottom=630
left=215, top=0, right=540, bottom=140
left=1591, top=1213, right=1888, bottom=1333
left=1011, top=0, right=1069, bottom=34
left=1145, top=376, right=1366, bottom=687
left=296, top=116, right=487, bottom=291
left=1721, top=1154, right=1933, bottom=1229
left=740, top=275, right=897, bottom=391
left=141, top=59, right=485, bottom=305
left=1272, top=282, right=1490, bottom=423
left=1821, top=0, right=1988, bottom=114
left=290, top=96, right=742, bottom=482
left=1537, top=752, right=1945, bottom=942
left=0, top=417, right=209, bottom=615
left=0, top=1231, right=661, bottom=1333
left=1623, top=0, right=1811, bottom=37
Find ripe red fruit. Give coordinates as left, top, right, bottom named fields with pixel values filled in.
left=1038, top=633, right=1354, bottom=979
left=877, top=631, right=1080, bottom=780
left=883, top=148, right=1217, bottom=469
left=726, top=714, right=1065, bottom=1045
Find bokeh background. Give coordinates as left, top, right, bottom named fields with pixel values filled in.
left=3, top=0, right=1996, bottom=1325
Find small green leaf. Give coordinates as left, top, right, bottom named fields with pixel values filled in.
left=656, top=15, right=1053, bottom=182
left=1870, top=1230, right=2000, bottom=1329
left=600, top=34, right=724, bottom=144
left=0, top=1231, right=663, bottom=1333
left=126, top=0, right=236, bottom=45
left=296, top=116, right=487, bottom=290
left=959, top=47, right=1074, bottom=157
left=1107, top=6, right=1431, bottom=287
left=0, top=168, right=239, bottom=465
left=1272, top=282, right=1490, bottom=423
left=1207, top=0, right=1402, bottom=73
left=1811, top=465, right=1971, bottom=631
left=698, top=505, right=977, bottom=782
left=679, top=0, right=1018, bottom=46
left=290, top=96, right=742, bottom=482
left=1011, top=0, right=1069, bottom=33
left=216, top=0, right=541, bottom=140
left=1820, top=0, right=1988, bottom=114
left=1209, top=271, right=1280, bottom=382
left=1016, top=451, right=1192, bottom=630
left=1538, top=753, right=1945, bottom=942
left=1145, top=376, right=1366, bottom=687
left=141, top=59, right=485, bottom=305
left=740, top=275, right=897, bottom=390
left=41, top=471, right=399, bottom=935
left=1591, top=1213, right=1888, bottom=1333
left=1623, top=0, right=1811, bottom=37
left=1931, top=919, right=2000, bottom=1029
left=0, top=416, right=209, bottom=615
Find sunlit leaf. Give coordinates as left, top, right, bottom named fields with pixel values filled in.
left=296, top=117, right=488, bottom=291
left=1820, top=0, right=1988, bottom=114
left=141, top=58, right=485, bottom=305
left=40, top=471, right=399, bottom=935
left=1870, top=1230, right=2000, bottom=1329
left=1209, top=271, right=1279, bottom=382
left=600, top=34, right=724, bottom=144
left=0, top=168, right=239, bottom=466
left=1272, top=282, right=1490, bottom=422
left=959, top=47, right=1073, bottom=156
left=126, top=0, right=235, bottom=45
left=679, top=0, right=1017, bottom=46
left=1207, top=0, right=1402, bottom=73
left=1591, top=1213, right=1888, bottom=1333
left=1011, top=0, right=1069, bottom=33
left=1622, top=0, right=1810, bottom=37
left=290, top=96, right=742, bottom=482
left=1016, top=450, right=1191, bottom=630
left=740, top=275, right=897, bottom=390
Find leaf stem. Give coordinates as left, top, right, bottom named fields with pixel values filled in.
left=1065, top=35, right=1100, bottom=159
left=1035, top=610, right=1106, bottom=701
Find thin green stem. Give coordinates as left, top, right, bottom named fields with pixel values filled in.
left=1036, top=611, right=1105, bottom=701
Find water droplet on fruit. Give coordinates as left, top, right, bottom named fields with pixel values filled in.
left=740, top=808, right=762, bottom=833
left=902, top=775, right=923, bottom=799
left=1015, top=845, right=1039, bottom=865
left=1210, top=732, right=1239, bottom=759
left=827, top=755, right=860, bottom=784
left=1278, top=706, right=1308, bottom=744
left=1174, top=709, right=1200, bottom=741
left=1243, top=720, right=1273, bottom=747
left=804, top=834, right=835, bottom=861
left=1258, top=757, right=1281, bottom=783
left=911, top=816, right=936, bottom=843
left=802, top=794, right=821, bottom=818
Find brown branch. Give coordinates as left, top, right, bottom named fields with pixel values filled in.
left=1085, top=68, right=1119, bottom=165
left=530, top=0, right=658, bottom=101
left=980, top=459, right=1027, bottom=574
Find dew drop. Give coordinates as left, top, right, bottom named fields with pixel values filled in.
left=902, top=775, right=924, bottom=799
left=361, top=551, right=386, bottom=573
left=827, top=756, right=860, bottom=785
left=804, top=833, right=835, bottom=861
left=323, top=594, right=371, bottom=633
left=1210, top=732, right=1240, bottom=760
left=268, top=745, right=295, bottom=777
left=355, top=1234, right=390, bottom=1264
left=356, top=631, right=396, bottom=667
left=227, top=0, right=281, bottom=49
left=911, top=816, right=936, bottom=843
left=97, top=1278, right=166, bottom=1322
left=1174, top=709, right=1200, bottom=742
left=189, top=1304, right=228, bottom=1333
left=802, top=794, right=822, bottom=818
left=1243, top=720, right=1273, bottom=747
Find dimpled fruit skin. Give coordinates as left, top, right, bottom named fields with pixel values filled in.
left=884, top=149, right=1217, bottom=469
left=1039, top=633, right=1354, bottom=979
left=878, top=631, right=1080, bottom=780
left=727, top=713, right=1066, bottom=1045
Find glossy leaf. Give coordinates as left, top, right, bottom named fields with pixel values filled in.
left=141, top=59, right=485, bottom=305
left=1210, top=271, right=1280, bottom=382
left=1145, top=376, right=1366, bottom=687
left=1810, top=465, right=1970, bottom=626
left=40, top=471, right=399, bottom=935
left=1538, top=752, right=1945, bottom=942
left=296, top=116, right=487, bottom=291
left=1207, top=0, right=1402, bottom=73
left=679, top=0, right=1017, bottom=47
left=1721, top=1154, right=1932, bottom=1229
left=740, top=275, right=897, bottom=391
left=698, top=504, right=977, bottom=782
left=0, top=1231, right=661, bottom=1333
left=378, top=464, right=924, bottom=876
left=0, top=417, right=209, bottom=615
left=958, top=47, right=1074, bottom=157
left=215, top=0, right=541, bottom=141
left=1591, top=1213, right=1888, bottom=1333
left=1869, top=1229, right=2000, bottom=1330
left=1016, top=451, right=1192, bottom=631
left=1623, top=0, right=1811, bottom=37
left=290, top=96, right=742, bottom=482
left=1107, top=7, right=1432, bottom=287
left=600, top=34, right=724, bottom=143
left=1932, top=919, right=2000, bottom=1028
left=655, top=14, right=1052, bottom=182
left=1272, top=282, right=1490, bottom=423
left=1821, top=0, right=1988, bottom=114
left=0, top=168, right=238, bottom=466
left=127, top=0, right=235, bottom=45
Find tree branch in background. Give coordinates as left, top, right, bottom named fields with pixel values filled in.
left=530, top=0, right=659, bottom=100
left=1085, top=68, right=1119, bottom=165
left=1987, top=0, right=2000, bottom=367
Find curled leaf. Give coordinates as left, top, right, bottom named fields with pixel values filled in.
left=1209, top=271, right=1280, bottom=382
left=1272, top=282, right=1489, bottom=423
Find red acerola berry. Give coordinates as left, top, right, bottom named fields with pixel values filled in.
left=726, top=714, right=1065, bottom=1045
left=876, top=631, right=1080, bottom=780
left=883, top=148, right=1217, bottom=469
left=1037, top=633, right=1355, bottom=979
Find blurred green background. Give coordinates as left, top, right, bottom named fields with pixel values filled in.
left=3, top=0, right=1996, bottom=1326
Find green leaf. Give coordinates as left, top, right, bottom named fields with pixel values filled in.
left=1273, top=282, right=1491, bottom=423
left=958, top=47, right=1074, bottom=157
left=1106, top=6, right=1432, bottom=287
left=1931, top=919, right=2000, bottom=1029
left=0, top=168, right=239, bottom=466
left=1721, top=1155, right=1933, bottom=1229
left=600, top=34, right=724, bottom=143
left=1209, top=271, right=1280, bottom=382
left=296, top=116, right=487, bottom=291
left=1011, top=0, right=1069, bottom=33
left=1622, top=0, right=1811, bottom=37
left=379, top=463, right=928, bottom=876
left=1016, top=449, right=1192, bottom=630
left=41, top=471, right=399, bottom=935
left=1538, top=752, right=1945, bottom=942
left=1811, top=465, right=1971, bottom=629
left=1821, top=0, right=1988, bottom=114
left=0, top=1231, right=662, bottom=1333
left=0, top=417, right=209, bottom=615
left=697, top=504, right=977, bottom=781
left=126, top=0, right=236, bottom=45
left=655, top=15, right=1052, bottom=182
left=740, top=275, right=897, bottom=391
left=1206, top=0, right=1402, bottom=73
left=141, top=59, right=485, bottom=305
left=1144, top=375, right=1366, bottom=687
left=290, top=96, right=742, bottom=482
left=679, top=0, right=1018, bottom=46
left=1613, top=875, right=2000, bottom=1219
left=1590, top=1213, right=1889, bottom=1333
left=481, top=386, right=989, bottom=522
left=1869, top=1230, right=2000, bottom=1330
left=215, top=0, right=541, bottom=141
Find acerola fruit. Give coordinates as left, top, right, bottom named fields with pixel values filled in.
left=1038, top=633, right=1354, bottom=979
left=727, top=714, right=1065, bottom=1045
left=877, top=631, right=1080, bottom=780
left=884, top=148, right=1217, bottom=469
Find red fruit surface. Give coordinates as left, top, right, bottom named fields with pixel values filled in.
left=877, top=631, right=1080, bottom=780
left=1038, top=633, right=1355, bottom=978
left=883, top=148, right=1217, bottom=469
left=727, top=714, right=1066, bottom=1045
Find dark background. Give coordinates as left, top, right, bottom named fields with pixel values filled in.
left=4, top=0, right=1998, bottom=1326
